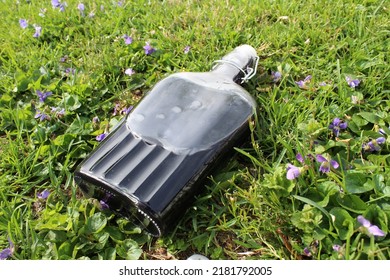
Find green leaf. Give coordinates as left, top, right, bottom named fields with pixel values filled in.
left=65, top=116, right=93, bottom=135
left=345, top=172, right=373, bottom=194
left=116, top=239, right=142, bottom=260
left=374, top=174, right=390, bottom=196
left=58, top=241, right=72, bottom=259
left=261, top=165, right=295, bottom=197
left=292, top=195, right=331, bottom=221
left=103, top=247, right=117, bottom=260
left=52, top=133, right=76, bottom=149
left=36, top=213, right=69, bottom=231
left=291, top=204, right=323, bottom=233
left=95, top=231, right=110, bottom=250
left=62, top=93, right=81, bottom=111
left=44, top=230, right=67, bottom=243
left=351, top=114, right=368, bottom=128
left=336, top=194, right=367, bottom=214
left=85, top=213, right=107, bottom=234
left=357, top=112, right=381, bottom=124
left=329, top=207, right=354, bottom=240
left=105, top=226, right=125, bottom=241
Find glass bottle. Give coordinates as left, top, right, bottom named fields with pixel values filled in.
left=75, top=45, right=259, bottom=236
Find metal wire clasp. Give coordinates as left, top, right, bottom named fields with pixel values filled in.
left=212, top=55, right=259, bottom=84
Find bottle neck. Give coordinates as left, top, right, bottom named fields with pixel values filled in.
left=210, top=45, right=258, bottom=84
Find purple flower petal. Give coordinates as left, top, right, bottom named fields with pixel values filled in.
left=37, top=189, right=50, bottom=200
left=319, top=162, right=330, bottom=173
left=0, top=248, right=12, bottom=260
left=33, top=25, right=42, bottom=38
left=303, top=247, right=312, bottom=257
left=77, top=3, right=85, bottom=12
left=332, top=244, right=341, bottom=252
left=143, top=42, right=156, bottom=55
left=346, top=76, right=360, bottom=88
left=36, top=90, right=52, bottom=102
left=19, top=19, right=28, bottom=29
left=34, top=110, right=50, bottom=121
left=286, top=164, right=301, bottom=180
left=368, top=225, right=386, bottom=237
left=357, top=215, right=386, bottom=237
left=339, top=122, right=348, bottom=130
left=296, top=153, right=304, bottom=163
left=183, top=45, right=190, bottom=54
left=96, top=133, right=107, bottom=142
left=125, top=68, right=135, bottom=76
left=330, top=159, right=339, bottom=169
left=316, top=154, right=327, bottom=163
left=123, top=35, right=133, bottom=45
left=357, top=215, right=371, bottom=228
left=295, top=80, right=305, bottom=88
left=52, top=0, right=61, bottom=8
left=332, top=118, right=341, bottom=127
left=99, top=200, right=109, bottom=210
left=376, top=137, right=386, bottom=145
left=120, top=106, right=133, bottom=115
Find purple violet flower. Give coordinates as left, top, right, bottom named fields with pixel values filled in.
left=125, top=68, right=135, bottom=76
left=123, top=34, right=132, bottom=45
left=303, top=247, right=312, bottom=257
left=332, top=244, right=341, bottom=252
left=329, top=118, right=348, bottom=137
left=0, top=239, right=14, bottom=260
left=296, top=153, right=304, bottom=163
left=96, top=133, right=107, bottom=142
left=52, top=0, right=61, bottom=8
left=65, top=68, right=75, bottom=75
left=0, top=248, right=12, bottom=260
left=363, top=137, right=386, bottom=152
left=92, top=116, right=100, bottom=124
left=77, top=3, right=85, bottom=12
left=357, top=215, right=385, bottom=237
left=143, top=42, right=156, bottom=55
left=295, top=75, right=312, bottom=89
left=319, top=81, right=327, bottom=87
left=37, top=189, right=50, bottom=200
left=183, top=45, right=190, bottom=54
left=51, top=107, right=65, bottom=117
left=286, top=164, right=301, bottom=180
left=34, top=110, right=50, bottom=121
left=33, top=25, right=42, bottom=38
left=99, top=200, right=109, bottom=210
left=271, top=71, right=282, bottom=82
left=316, top=155, right=339, bottom=173
left=60, top=55, right=68, bottom=62
left=113, top=102, right=121, bottom=116
left=346, top=76, right=360, bottom=88
left=59, top=3, right=66, bottom=12
left=36, top=90, right=52, bottom=102
left=19, top=19, right=28, bottom=29
left=120, top=106, right=133, bottom=115
left=52, top=0, right=66, bottom=11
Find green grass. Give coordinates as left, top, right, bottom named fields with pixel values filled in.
left=0, top=0, right=389, bottom=260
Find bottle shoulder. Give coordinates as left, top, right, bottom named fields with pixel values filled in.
left=161, top=72, right=257, bottom=108
left=126, top=72, right=256, bottom=155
